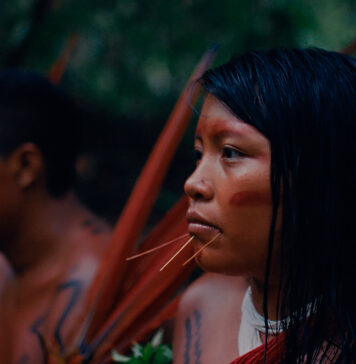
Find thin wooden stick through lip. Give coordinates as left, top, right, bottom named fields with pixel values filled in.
left=159, top=235, right=195, bottom=272
left=182, top=232, right=221, bottom=266
left=126, top=233, right=190, bottom=261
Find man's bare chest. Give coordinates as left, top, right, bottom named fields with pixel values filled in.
left=0, top=277, right=86, bottom=364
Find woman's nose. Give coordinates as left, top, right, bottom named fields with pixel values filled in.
left=184, top=168, right=214, bottom=201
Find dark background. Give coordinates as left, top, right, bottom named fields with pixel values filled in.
left=1, top=0, right=355, bottom=225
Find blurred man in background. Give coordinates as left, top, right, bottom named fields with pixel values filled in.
left=0, top=70, right=111, bottom=363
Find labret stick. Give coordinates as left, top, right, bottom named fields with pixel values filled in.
left=159, top=235, right=195, bottom=272
left=126, top=233, right=190, bottom=261
left=182, top=232, right=221, bottom=266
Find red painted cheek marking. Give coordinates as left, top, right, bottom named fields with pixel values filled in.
left=229, top=190, right=272, bottom=207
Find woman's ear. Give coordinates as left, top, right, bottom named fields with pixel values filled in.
left=8, top=143, right=45, bottom=189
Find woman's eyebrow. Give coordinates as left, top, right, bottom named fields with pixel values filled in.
left=196, top=128, right=245, bottom=140
left=214, top=129, right=244, bottom=139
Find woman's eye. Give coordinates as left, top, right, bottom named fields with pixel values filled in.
left=194, top=149, right=203, bottom=163
left=222, top=146, right=244, bottom=160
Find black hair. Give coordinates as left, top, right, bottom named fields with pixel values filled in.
left=200, top=48, right=356, bottom=363
left=0, top=69, right=82, bottom=197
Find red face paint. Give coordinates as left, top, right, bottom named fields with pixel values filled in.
left=229, top=190, right=272, bottom=207
left=185, top=95, right=278, bottom=279
left=196, top=118, right=245, bottom=141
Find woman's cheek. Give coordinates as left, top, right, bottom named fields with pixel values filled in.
left=229, top=190, right=272, bottom=207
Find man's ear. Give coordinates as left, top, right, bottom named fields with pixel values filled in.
left=8, top=143, right=45, bottom=189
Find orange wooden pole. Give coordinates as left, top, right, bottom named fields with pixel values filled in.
left=48, top=33, right=79, bottom=84
left=340, top=41, right=356, bottom=55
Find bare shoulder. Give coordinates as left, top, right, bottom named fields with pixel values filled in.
left=173, top=274, right=248, bottom=364
left=178, top=273, right=248, bottom=313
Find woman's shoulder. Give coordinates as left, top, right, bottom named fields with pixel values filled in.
left=175, top=273, right=249, bottom=336
left=179, top=273, right=248, bottom=311
left=173, top=274, right=248, bottom=364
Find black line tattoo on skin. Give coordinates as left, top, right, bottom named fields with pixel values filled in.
left=24, top=279, right=83, bottom=363
left=184, top=317, right=192, bottom=364
left=193, top=310, right=203, bottom=364
left=30, top=314, right=48, bottom=364
left=54, top=280, right=83, bottom=355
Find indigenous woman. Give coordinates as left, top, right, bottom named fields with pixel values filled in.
left=173, top=48, right=356, bottom=363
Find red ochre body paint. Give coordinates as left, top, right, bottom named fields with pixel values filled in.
left=229, top=190, right=272, bottom=207
left=196, top=119, right=245, bottom=140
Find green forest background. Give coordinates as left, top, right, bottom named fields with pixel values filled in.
left=0, top=0, right=355, bottom=224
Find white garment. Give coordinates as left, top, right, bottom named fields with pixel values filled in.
left=238, top=286, right=284, bottom=356
left=237, top=286, right=315, bottom=356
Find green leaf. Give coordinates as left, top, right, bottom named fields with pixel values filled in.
left=112, top=349, right=130, bottom=362
left=132, top=342, right=143, bottom=358
left=112, top=331, right=172, bottom=363
left=142, top=342, right=154, bottom=360
left=152, top=345, right=173, bottom=364
left=151, top=329, right=164, bottom=347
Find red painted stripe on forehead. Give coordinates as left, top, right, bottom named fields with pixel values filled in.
left=196, top=119, right=245, bottom=138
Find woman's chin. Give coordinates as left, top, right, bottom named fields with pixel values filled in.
left=194, top=253, right=240, bottom=276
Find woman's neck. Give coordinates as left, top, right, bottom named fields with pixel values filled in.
left=249, top=278, right=281, bottom=321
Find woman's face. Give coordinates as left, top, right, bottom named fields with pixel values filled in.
left=185, top=94, right=278, bottom=281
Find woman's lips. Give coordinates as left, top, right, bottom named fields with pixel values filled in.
left=186, top=210, right=221, bottom=238
left=188, top=222, right=220, bottom=237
